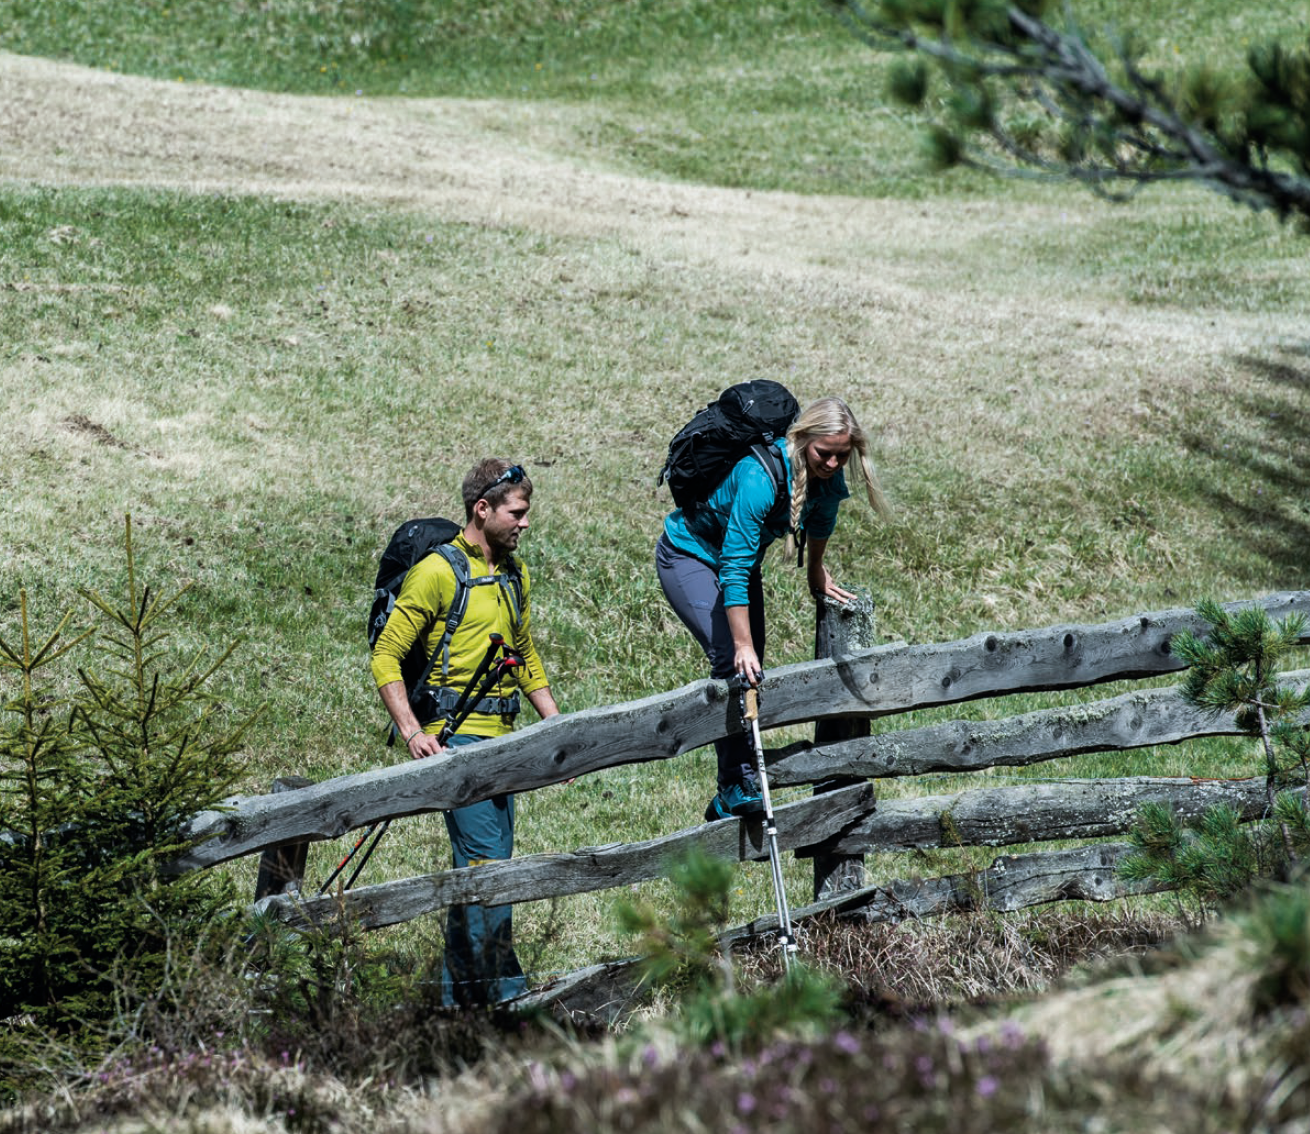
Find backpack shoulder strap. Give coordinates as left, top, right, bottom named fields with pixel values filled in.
left=409, top=544, right=528, bottom=694
left=750, top=443, right=790, bottom=526
left=410, top=543, right=472, bottom=689
left=751, top=442, right=806, bottom=566
left=499, top=554, right=525, bottom=625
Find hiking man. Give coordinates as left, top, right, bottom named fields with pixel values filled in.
left=371, top=458, right=559, bottom=1007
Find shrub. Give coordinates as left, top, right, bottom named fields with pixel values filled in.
left=616, top=847, right=842, bottom=1050
left=1121, top=601, right=1310, bottom=916
left=0, top=518, right=258, bottom=1087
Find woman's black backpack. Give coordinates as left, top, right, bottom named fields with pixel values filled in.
left=658, top=379, right=799, bottom=517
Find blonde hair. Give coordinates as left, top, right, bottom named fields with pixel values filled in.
left=784, top=397, right=891, bottom=551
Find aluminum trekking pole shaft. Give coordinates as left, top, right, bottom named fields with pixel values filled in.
left=743, top=686, right=797, bottom=969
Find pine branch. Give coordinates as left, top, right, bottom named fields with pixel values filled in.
left=833, top=0, right=1310, bottom=223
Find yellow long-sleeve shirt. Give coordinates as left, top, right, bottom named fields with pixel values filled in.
left=370, top=533, right=549, bottom=738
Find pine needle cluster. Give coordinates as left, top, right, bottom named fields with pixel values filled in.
left=1120, top=601, right=1310, bottom=917
left=834, top=0, right=1310, bottom=224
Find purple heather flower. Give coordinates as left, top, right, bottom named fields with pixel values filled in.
left=833, top=1031, right=860, bottom=1055
left=1000, top=1021, right=1026, bottom=1049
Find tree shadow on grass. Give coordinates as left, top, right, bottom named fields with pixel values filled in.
left=1170, top=346, right=1310, bottom=589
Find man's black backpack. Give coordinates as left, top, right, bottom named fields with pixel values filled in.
left=367, top=517, right=523, bottom=697
left=659, top=379, right=800, bottom=521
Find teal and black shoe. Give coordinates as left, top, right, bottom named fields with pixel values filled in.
left=704, top=780, right=764, bottom=821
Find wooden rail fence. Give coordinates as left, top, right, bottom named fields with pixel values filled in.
left=174, top=591, right=1309, bottom=989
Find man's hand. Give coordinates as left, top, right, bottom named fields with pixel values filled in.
left=404, top=729, right=446, bottom=760
left=379, top=681, right=445, bottom=760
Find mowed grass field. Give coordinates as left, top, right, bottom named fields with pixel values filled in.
left=1, top=0, right=1308, bottom=978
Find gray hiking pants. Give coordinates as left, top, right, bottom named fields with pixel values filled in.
left=655, top=534, right=763, bottom=790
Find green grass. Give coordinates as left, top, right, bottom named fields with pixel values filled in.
left=2, top=1, right=1310, bottom=984
left=7, top=0, right=1306, bottom=201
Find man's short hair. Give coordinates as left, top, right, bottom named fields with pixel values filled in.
left=462, top=458, right=534, bottom=520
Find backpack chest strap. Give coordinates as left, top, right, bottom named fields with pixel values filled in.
left=426, top=547, right=525, bottom=685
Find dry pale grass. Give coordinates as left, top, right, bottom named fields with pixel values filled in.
left=741, top=906, right=1181, bottom=1012
left=2, top=50, right=1302, bottom=505
left=992, top=917, right=1309, bottom=1116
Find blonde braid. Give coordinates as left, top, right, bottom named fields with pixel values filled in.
left=784, top=436, right=809, bottom=560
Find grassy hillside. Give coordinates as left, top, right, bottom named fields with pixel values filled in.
left=4, top=0, right=1307, bottom=197
left=2, top=0, right=1308, bottom=991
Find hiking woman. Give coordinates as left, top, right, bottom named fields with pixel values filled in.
left=656, top=395, right=891, bottom=821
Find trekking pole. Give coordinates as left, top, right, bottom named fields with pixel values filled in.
left=742, top=684, right=798, bottom=970
left=434, top=634, right=508, bottom=744
left=341, top=644, right=524, bottom=889
left=318, top=635, right=515, bottom=895
left=337, top=636, right=521, bottom=885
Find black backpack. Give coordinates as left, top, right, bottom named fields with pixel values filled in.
left=659, top=379, right=800, bottom=520
left=367, top=517, right=524, bottom=696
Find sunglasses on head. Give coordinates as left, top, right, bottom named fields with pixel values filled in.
left=477, top=464, right=526, bottom=501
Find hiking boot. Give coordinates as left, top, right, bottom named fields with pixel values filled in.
left=704, top=781, right=764, bottom=821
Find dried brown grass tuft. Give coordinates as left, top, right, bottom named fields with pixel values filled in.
left=733, top=905, right=1180, bottom=1016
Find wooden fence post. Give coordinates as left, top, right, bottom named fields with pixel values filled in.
left=253, top=776, right=314, bottom=900
left=812, top=591, right=877, bottom=900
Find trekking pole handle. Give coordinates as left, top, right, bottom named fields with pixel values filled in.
left=743, top=687, right=760, bottom=723
left=437, top=647, right=524, bottom=746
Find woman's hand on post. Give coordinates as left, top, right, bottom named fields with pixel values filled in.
left=809, top=564, right=855, bottom=605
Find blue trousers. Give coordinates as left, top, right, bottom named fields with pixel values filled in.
left=440, top=733, right=526, bottom=1007
left=655, top=534, right=765, bottom=790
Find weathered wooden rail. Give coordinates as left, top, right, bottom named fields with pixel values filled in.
left=179, top=591, right=1310, bottom=875
left=257, top=777, right=1305, bottom=931
left=160, top=588, right=1310, bottom=1010
left=221, top=591, right=1310, bottom=971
